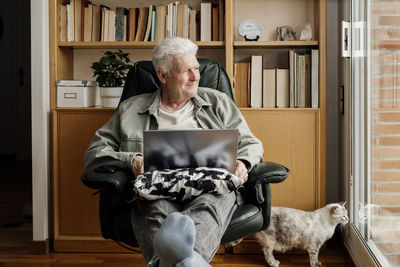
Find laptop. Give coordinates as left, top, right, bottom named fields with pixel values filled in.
left=143, top=129, right=239, bottom=173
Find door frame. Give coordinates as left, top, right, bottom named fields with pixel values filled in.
left=31, top=0, right=50, bottom=242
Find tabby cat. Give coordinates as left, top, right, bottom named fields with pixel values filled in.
left=254, top=202, right=348, bottom=267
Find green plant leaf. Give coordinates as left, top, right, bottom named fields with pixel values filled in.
left=91, top=50, right=133, bottom=87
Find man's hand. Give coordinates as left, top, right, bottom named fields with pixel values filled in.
left=235, top=160, right=248, bottom=183
left=132, top=155, right=144, bottom=177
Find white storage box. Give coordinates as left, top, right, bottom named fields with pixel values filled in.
left=57, top=80, right=99, bottom=107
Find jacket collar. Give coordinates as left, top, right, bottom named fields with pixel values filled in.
left=138, top=87, right=212, bottom=115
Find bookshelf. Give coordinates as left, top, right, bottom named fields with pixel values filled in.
left=50, top=0, right=326, bottom=253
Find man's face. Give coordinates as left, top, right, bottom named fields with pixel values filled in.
left=164, top=54, right=200, bottom=100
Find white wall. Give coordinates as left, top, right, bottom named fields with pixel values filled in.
left=31, top=0, right=50, bottom=241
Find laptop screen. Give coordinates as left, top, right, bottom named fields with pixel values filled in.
left=143, top=129, right=238, bottom=173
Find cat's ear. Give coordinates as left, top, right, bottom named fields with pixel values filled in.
left=330, top=206, right=339, bottom=214
left=340, top=201, right=346, bottom=206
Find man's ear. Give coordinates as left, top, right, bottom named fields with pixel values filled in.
left=157, top=69, right=167, bottom=84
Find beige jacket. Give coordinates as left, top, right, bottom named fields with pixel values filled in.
left=83, top=87, right=264, bottom=172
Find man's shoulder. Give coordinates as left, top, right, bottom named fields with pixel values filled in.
left=118, top=91, right=156, bottom=111
left=197, top=87, right=229, bottom=100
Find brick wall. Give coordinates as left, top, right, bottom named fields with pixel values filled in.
left=370, top=1, right=400, bottom=265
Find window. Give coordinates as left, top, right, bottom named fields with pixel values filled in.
left=348, top=0, right=400, bottom=266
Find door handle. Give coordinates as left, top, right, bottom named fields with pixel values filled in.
left=342, top=21, right=351, bottom=58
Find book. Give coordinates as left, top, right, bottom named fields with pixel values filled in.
left=218, top=0, right=224, bottom=41
left=135, top=7, right=148, bottom=41
left=233, top=62, right=250, bottom=107
left=124, top=13, right=127, bottom=41
left=262, top=69, right=276, bottom=108
left=60, top=4, right=68, bottom=42
left=189, top=9, right=197, bottom=41
left=128, top=8, right=138, bottom=41
left=276, top=69, right=289, bottom=107
left=177, top=3, right=185, bottom=37
left=143, top=5, right=154, bottom=41
left=108, top=9, right=116, bottom=42
left=182, top=4, right=189, bottom=38
left=150, top=8, right=156, bottom=41
left=101, top=7, right=107, bottom=41
left=311, top=49, right=319, bottom=108
left=100, top=5, right=110, bottom=42
left=305, top=53, right=311, bottom=107
left=200, top=2, right=211, bottom=41
left=172, top=1, right=178, bottom=37
left=212, top=3, right=218, bottom=41
left=250, top=55, right=263, bottom=108
left=92, top=5, right=101, bottom=41
left=296, top=54, right=306, bottom=108
left=104, top=9, right=115, bottom=42
left=166, top=3, right=172, bottom=37
left=289, top=49, right=295, bottom=107
left=83, top=4, right=93, bottom=42
left=81, top=1, right=91, bottom=41
left=155, top=5, right=166, bottom=41
left=67, top=3, right=74, bottom=41
left=73, top=0, right=82, bottom=42
left=115, top=7, right=127, bottom=42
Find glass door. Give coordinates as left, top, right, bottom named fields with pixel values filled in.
left=346, top=0, right=400, bottom=266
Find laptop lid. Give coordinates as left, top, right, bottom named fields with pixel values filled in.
left=143, top=129, right=239, bottom=173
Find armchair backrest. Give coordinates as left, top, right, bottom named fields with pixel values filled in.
left=120, top=58, right=234, bottom=105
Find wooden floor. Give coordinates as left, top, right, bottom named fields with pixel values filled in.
left=0, top=159, right=355, bottom=266
left=0, top=242, right=355, bottom=267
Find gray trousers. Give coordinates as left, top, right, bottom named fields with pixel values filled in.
left=130, top=192, right=237, bottom=267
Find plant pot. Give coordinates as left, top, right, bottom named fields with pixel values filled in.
left=100, top=87, right=124, bottom=107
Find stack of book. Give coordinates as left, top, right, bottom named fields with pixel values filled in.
left=59, top=0, right=224, bottom=42
left=233, top=50, right=319, bottom=108
left=289, top=49, right=319, bottom=108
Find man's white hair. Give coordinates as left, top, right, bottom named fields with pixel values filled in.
left=152, top=37, right=198, bottom=74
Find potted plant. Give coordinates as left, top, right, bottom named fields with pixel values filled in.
left=91, top=49, right=133, bottom=107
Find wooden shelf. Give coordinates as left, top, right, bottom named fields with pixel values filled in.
left=234, top=40, right=319, bottom=48
left=58, top=41, right=225, bottom=48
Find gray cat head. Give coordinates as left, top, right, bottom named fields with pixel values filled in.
left=329, top=201, right=349, bottom=225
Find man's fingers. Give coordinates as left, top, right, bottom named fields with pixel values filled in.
left=132, top=156, right=144, bottom=176
left=235, top=160, right=248, bottom=182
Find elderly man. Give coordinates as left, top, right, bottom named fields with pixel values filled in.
left=83, top=37, right=263, bottom=267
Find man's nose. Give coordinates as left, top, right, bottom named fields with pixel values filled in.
left=189, top=69, right=200, bottom=81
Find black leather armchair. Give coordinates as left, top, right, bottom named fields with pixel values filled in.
left=81, top=58, right=289, bottom=248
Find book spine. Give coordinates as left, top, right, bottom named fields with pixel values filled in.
left=250, top=55, right=263, bottom=108
left=262, top=69, right=276, bottom=108
left=276, top=69, right=289, bottom=108
left=311, top=49, right=319, bottom=108
left=115, top=8, right=125, bottom=42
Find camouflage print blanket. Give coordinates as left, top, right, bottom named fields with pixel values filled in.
left=133, top=167, right=244, bottom=201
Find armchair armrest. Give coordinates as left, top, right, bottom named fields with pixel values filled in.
left=242, top=161, right=290, bottom=230
left=81, top=167, right=135, bottom=240
left=246, top=161, right=289, bottom=204
left=249, top=161, right=290, bottom=184
left=81, top=167, right=132, bottom=195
